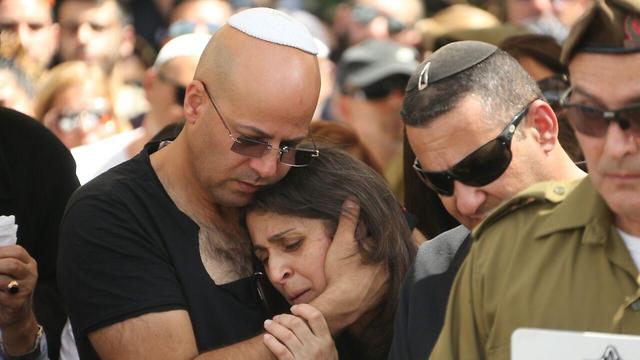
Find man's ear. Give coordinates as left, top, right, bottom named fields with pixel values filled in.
left=183, top=81, right=205, bottom=124
left=142, top=69, right=156, bottom=99
left=119, top=25, right=136, bottom=58
left=331, top=92, right=351, bottom=122
left=529, top=100, right=559, bottom=153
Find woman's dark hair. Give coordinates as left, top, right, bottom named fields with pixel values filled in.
left=245, top=146, right=416, bottom=358
left=402, top=130, right=459, bottom=239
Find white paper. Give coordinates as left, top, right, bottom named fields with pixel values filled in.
left=0, top=215, right=18, bottom=247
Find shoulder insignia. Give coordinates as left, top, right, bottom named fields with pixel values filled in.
left=473, top=180, right=574, bottom=238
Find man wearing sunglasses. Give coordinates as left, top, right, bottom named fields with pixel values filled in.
left=130, top=33, right=211, bottom=150
left=388, top=40, right=586, bottom=360
left=332, top=39, right=418, bottom=184
left=427, top=0, right=640, bottom=358
left=58, top=8, right=386, bottom=360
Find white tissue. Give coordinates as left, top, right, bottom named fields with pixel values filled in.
left=0, top=215, right=18, bottom=247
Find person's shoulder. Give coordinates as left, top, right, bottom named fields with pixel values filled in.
left=0, top=107, right=72, bottom=159
left=473, top=179, right=581, bottom=240
left=67, top=154, right=151, bottom=209
left=414, top=225, right=470, bottom=277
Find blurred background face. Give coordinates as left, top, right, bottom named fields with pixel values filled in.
left=146, top=56, right=198, bottom=122
left=506, top=0, right=592, bottom=28
left=344, top=0, right=422, bottom=47
left=166, top=0, right=232, bottom=39
left=247, top=212, right=331, bottom=305
left=42, top=82, right=115, bottom=148
left=57, top=0, right=128, bottom=71
left=0, top=0, right=58, bottom=69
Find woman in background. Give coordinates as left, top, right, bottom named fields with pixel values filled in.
left=34, top=61, right=128, bottom=149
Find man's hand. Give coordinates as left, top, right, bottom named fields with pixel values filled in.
left=311, top=199, right=389, bottom=334
left=0, top=245, right=40, bottom=355
left=263, top=304, right=337, bottom=360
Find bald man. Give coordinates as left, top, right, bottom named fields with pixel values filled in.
left=58, top=8, right=384, bottom=360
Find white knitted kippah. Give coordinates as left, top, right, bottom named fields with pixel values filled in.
left=227, top=7, right=318, bottom=55
left=154, top=33, right=212, bottom=68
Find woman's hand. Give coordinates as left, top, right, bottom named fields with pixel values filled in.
left=263, top=304, right=338, bottom=360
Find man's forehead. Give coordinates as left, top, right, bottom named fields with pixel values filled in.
left=0, top=0, right=53, bottom=20
left=569, top=52, right=640, bottom=106
left=59, top=0, right=120, bottom=22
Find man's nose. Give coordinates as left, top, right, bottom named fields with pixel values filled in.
left=602, top=121, right=639, bottom=159
left=453, top=181, right=486, bottom=217
left=17, top=23, right=34, bottom=47
left=77, top=23, right=92, bottom=45
left=248, top=149, right=279, bottom=179
left=367, top=16, right=390, bottom=39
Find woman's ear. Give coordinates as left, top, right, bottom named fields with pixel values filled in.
left=529, top=100, right=559, bottom=154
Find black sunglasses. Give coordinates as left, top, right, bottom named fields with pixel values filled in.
left=201, top=83, right=319, bottom=167
left=413, top=102, right=533, bottom=196
left=559, top=87, right=640, bottom=138
left=157, top=71, right=187, bottom=105
left=343, top=75, right=410, bottom=100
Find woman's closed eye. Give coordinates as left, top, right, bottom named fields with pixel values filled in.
left=283, top=238, right=303, bottom=252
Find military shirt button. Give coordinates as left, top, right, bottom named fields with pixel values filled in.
left=553, top=186, right=565, bottom=195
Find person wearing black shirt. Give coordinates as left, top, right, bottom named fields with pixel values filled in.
left=0, top=107, right=80, bottom=359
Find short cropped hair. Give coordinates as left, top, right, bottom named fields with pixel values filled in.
left=245, top=146, right=416, bottom=358
left=401, top=49, right=542, bottom=128
left=55, top=0, right=132, bottom=25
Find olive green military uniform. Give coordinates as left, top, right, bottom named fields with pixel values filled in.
left=430, top=177, right=640, bottom=360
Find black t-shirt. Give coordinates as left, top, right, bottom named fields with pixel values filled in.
left=58, top=145, right=269, bottom=359
left=0, top=107, right=80, bottom=360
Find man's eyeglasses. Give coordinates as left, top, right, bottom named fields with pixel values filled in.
left=201, top=83, right=319, bottom=167
left=413, top=102, right=533, bottom=196
left=351, top=5, right=406, bottom=34
left=157, top=71, right=186, bottom=105
left=559, top=87, right=640, bottom=138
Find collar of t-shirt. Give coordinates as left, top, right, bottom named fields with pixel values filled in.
left=618, top=228, right=640, bottom=272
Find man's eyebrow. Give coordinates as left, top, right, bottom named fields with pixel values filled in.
left=267, top=227, right=296, bottom=242
left=235, top=124, right=307, bottom=143
left=572, top=86, right=640, bottom=106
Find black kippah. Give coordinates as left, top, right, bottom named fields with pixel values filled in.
left=405, top=40, right=498, bottom=92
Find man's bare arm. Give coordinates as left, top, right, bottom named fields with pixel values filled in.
left=89, top=310, right=275, bottom=360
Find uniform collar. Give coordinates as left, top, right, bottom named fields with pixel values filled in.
left=534, top=176, right=613, bottom=244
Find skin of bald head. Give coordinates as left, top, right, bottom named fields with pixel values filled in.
left=194, top=26, right=320, bottom=118
left=170, top=25, right=321, bottom=211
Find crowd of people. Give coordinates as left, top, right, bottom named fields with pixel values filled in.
left=0, top=0, right=639, bottom=359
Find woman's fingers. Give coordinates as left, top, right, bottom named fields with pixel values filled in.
left=290, top=304, right=331, bottom=340
left=263, top=333, right=294, bottom=360
left=264, top=318, right=304, bottom=353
